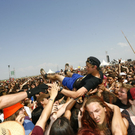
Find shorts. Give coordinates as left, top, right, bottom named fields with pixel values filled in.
left=62, top=73, right=83, bottom=90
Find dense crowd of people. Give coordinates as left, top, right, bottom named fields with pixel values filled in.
left=0, top=56, right=135, bottom=135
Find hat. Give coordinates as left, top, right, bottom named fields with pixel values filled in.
left=86, top=56, right=101, bottom=67
left=3, top=103, right=23, bottom=119
left=128, top=87, right=135, bottom=100
left=119, top=72, right=127, bottom=76
left=0, top=121, right=25, bottom=135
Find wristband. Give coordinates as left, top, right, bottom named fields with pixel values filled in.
left=59, top=87, right=63, bottom=93
left=49, top=99, right=54, bottom=102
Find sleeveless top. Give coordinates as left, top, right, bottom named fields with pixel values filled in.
left=122, top=109, right=135, bottom=135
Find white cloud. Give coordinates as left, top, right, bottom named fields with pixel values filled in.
left=118, top=42, right=128, bottom=47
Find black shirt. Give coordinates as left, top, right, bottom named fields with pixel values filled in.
left=73, top=71, right=103, bottom=91
left=114, top=98, right=128, bottom=109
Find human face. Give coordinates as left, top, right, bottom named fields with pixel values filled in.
left=29, top=100, right=34, bottom=108
left=127, top=75, right=132, bottom=81
left=42, top=98, right=49, bottom=105
left=114, top=84, right=121, bottom=94
left=107, top=77, right=114, bottom=85
left=118, top=88, right=127, bottom=101
left=86, top=62, right=95, bottom=74
left=86, top=102, right=106, bottom=125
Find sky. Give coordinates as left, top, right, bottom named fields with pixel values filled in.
left=0, top=0, right=135, bottom=80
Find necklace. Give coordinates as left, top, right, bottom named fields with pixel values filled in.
left=130, top=107, right=135, bottom=116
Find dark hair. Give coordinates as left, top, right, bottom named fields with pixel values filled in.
left=50, top=117, right=74, bottom=135
left=22, top=84, right=28, bottom=90
left=70, top=108, right=79, bottom=134
left=107, top=74, right=115, bottom=79
left=131, top=80, right=135, bottom=86
left=32, top=106, right=43, bottom=125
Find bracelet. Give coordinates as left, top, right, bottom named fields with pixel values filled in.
left=59, top=87, right=63, bottom=93
left=49, top=99, right=54, bottom=102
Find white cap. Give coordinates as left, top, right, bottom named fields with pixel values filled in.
left=119, top=72, right=127, bottom=76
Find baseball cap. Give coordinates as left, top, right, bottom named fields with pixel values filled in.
left=127, top=87, right=135, bottom=100
left=3, top=103, right=23, bottom=119
left=119, top=72, right=127, bottom=76
left=86, top=56, right=101, bottom=67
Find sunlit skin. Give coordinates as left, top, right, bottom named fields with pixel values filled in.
left=118, top=88, right=127, bottom=104
left=127, top=75, right=133, bottom=81
left=107, top=77, right=114, bottom=86
left=86, top=62, right=95, bottom=75
left=41, top=98, right=49, bottom=108
left=114, top=83, right=121, bottom=95
left=86, top=102, right=106, bottom=125
left=18, top=107, right=25, bottom=115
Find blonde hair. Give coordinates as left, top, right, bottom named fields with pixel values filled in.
left=121, top=83, right=133, bottom=92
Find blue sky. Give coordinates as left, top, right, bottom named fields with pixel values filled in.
left=0, top=0, right=135, bottom=80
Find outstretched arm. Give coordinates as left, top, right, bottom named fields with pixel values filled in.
left=0, top=92, right=27, bottom=109
left=0, top=83, right=49, bottom=109
left=60, top=87, right=88, bottom=99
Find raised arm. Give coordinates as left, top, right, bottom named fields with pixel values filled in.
left=106, top=102, right=128, bottom=135
left=35, top=83, right=59, bottom=132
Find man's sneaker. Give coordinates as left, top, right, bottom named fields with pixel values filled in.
left=40, top=68, right=46, bottom=76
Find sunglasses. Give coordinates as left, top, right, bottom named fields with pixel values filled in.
left=86, top=58, right=95, bottom=65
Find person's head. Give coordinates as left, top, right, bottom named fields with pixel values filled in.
left=65, top=63, right=70, bottom=70
left=0, top=121, right=25, bottom=135
left=118, top=83, right=133, bottom=104
left=107, top=74, right=115, bottom=85
left=3, top=103, right=25, bottom=121
left=22, top=84, right=29, bottom=91
left=131, top=80, right=135, bottom=87
left=86, top=56, right=101, bottom=74
left=37, top=93, right=50, bottom=108
left=127, top=87, right=135, bottom=107
left=30, top=81, right=36, bottom=89
left=127, top=74, right=133, bottom=82
left=114, top=82, right=122, bottom=96
left=32, top=106, right=43, bottom=125
left=119, top=72, right=127, bottom=80
left=82, top=96, right=113, bottom=130
left=70, top=108, right=79, bottom=134
left=50, top=117, right=74, bottom=135
left=24, top=99, right=34, bottom=108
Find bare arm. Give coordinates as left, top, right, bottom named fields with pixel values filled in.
left=35, top=83, right=58, bottom=132
left=64, top=99, right=76, bottom=120
left=61, top=87, right=88, bottom=99
left=106, top=103, right=128, bottom=135
left=0, top=92, right=27, bottom=109
left=56, top=98, right=74, bottom=118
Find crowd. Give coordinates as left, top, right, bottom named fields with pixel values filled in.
left=0, top=56, right=135, bottom=135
